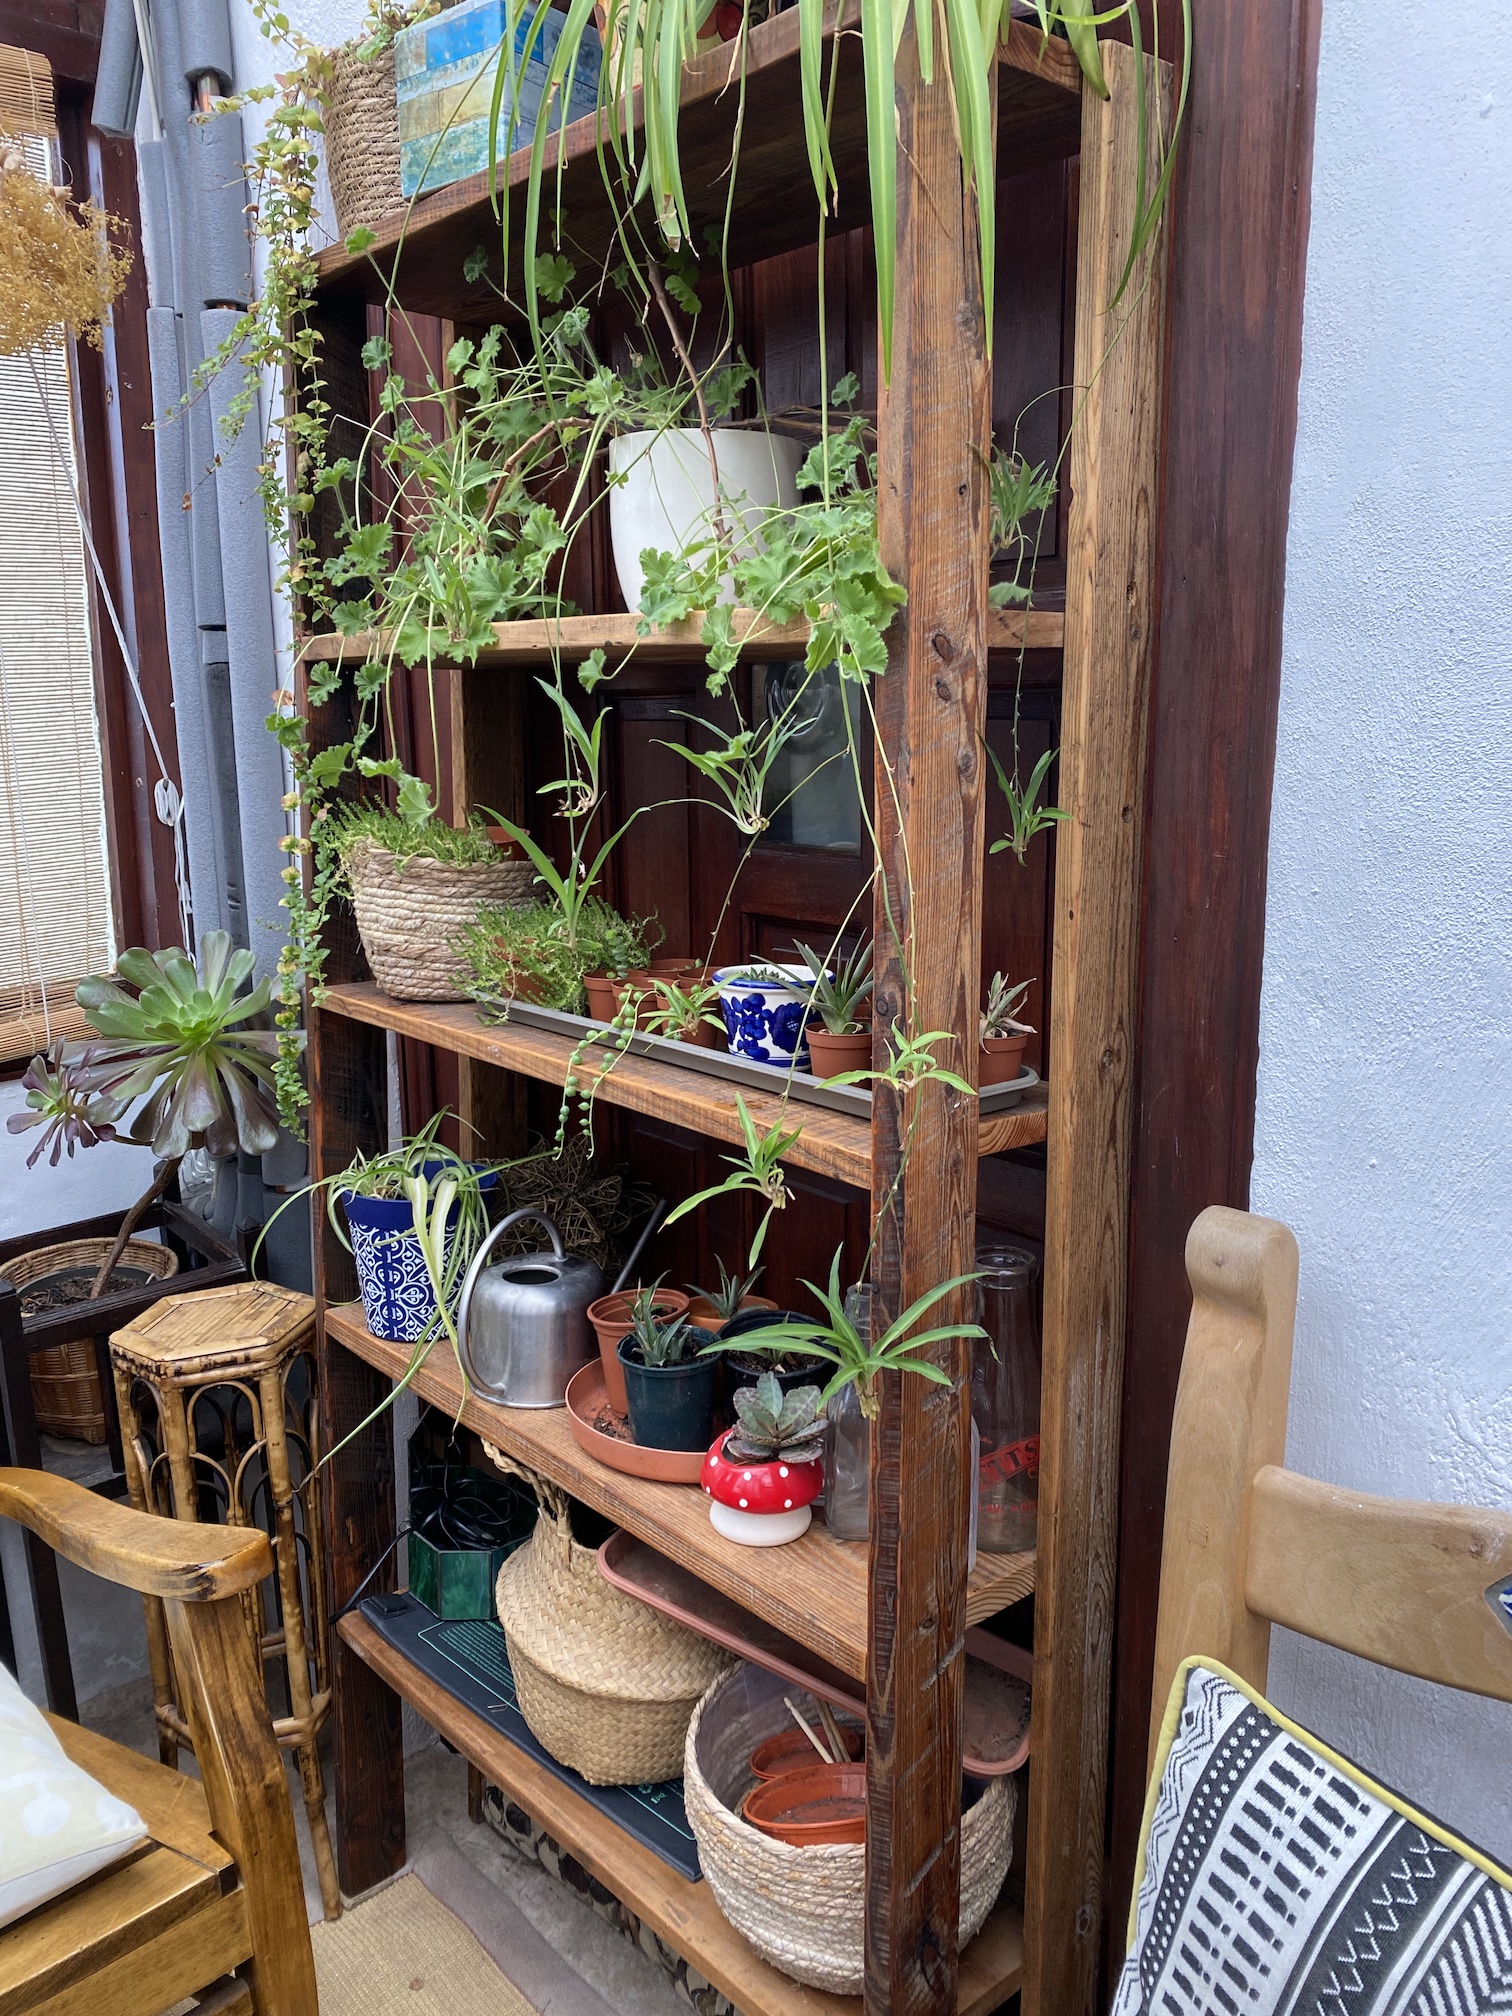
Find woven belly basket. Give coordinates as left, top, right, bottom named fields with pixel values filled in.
left=488, top=1447, right=731, bottom=1786
left=346, top=839, right=534, bottom=1002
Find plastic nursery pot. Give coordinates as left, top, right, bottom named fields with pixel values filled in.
left=340, top=1164, right=497, bottom=1344
left=749, top=1723, right=864, bottom=1781
left=586, top=1288, right=689, bottom=1415
left=583, top=974, right=618, bottom=1022
left=980, top=1033, right=1029, bottom=1087
left=742, top=1763, right=867, bottom=1845
left=701, top=1428, right=823, bottom=1547
left=618, top=1336, right=720, bottom=1452
left=685, top=1292, right=779, bottom=1336
left=804, top=1027, right=872, bottom=1080
left=716, top=1308, right=823, bottom=1400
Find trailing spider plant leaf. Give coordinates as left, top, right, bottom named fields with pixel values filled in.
left=663, top=1094, right=804, bottom=1267
left=984, top=739, right=1069, bottom=865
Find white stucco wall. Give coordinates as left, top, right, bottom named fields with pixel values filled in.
left=1252, top=0, right=1512, bottom=1862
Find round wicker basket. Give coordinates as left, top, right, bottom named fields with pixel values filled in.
left=322, top=40, right=403, bottom=243
left=490, top=1452, right=731, bottom=1785
left=346, top=838, right=534, bottom=1002
left=0, top=1238, right=179, bottom=1444
left=683, top=1670, right=1015, bottom=1993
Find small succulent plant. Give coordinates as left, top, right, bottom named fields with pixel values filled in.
left=690, top=1257, right=764, bottom=1323
left=795, top=939, right=873, bottom=1036
left=980, top=970, right=1035, bottom=1044
left=625, top=1284, right=698, bottom=1367
left=725, top=1372, right=826, bottom=1465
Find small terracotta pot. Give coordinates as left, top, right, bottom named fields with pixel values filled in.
left=742, top=1763, right=867, bottom=1844
left=610, top=970, right=657, bottom=1026
left=583, top=974, right=617, bottom=1022
left=481, top=826, right=525, bottom=858
left=980, top=1033, right=1029, bottom=1086
left=750, top=1723, right=864, bottom=1782
left=587, top=1288, right=689, bottom=1414
left=805, top=1027, right=872, bottom=1080
left=686, top=1292, right=779, bottom=1336
left=509, top=970, right=546, bottom=1005
left=650, top=956, right=703, bottom=978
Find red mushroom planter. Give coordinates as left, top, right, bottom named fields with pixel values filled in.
left=701, top=1432, right=824, bottom=1547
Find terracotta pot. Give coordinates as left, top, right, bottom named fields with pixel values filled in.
left=804, top=1027, right=872, bottom=1080
left=650, top=956, right=704, bottom=978
left=610, top=970, right=657, bottom=1027
left=583, top=974, right=617, bottom=1021
left=586, top=1288, right=689, bottom=1414
left=686, top=1292, right=779, bottom=1336
left=980, top=1033, right=1029, bottom=1087
left=750, top=1724, right=864, bottom=1782
left=742, top=1763, right=867, bottom=1845
left=701, top=1428, right=824, bottom=1547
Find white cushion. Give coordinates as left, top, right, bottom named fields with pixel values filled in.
left=0, top=1660, right=146, bottom=1928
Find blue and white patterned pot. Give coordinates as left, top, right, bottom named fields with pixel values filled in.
left=339, top=1166, right=495, bottom=1343
left=714, top=964, right=818, bottom=1070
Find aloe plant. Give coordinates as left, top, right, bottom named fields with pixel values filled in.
left=7, top=933, right=287, bottom=1295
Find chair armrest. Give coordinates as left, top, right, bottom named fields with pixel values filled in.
left=0, top=1469, right=271, bottom=1601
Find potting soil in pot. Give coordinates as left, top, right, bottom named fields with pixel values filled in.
left=18, top=1266, right=155, bottom=1315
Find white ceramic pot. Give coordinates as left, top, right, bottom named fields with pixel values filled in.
left=608, top=426, right=804, bottom=614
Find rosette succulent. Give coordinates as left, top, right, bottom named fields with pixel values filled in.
left=725, top=1372, right=826, bottom=1466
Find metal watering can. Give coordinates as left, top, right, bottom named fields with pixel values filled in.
left=456, top=1208, right=606, bottom=1408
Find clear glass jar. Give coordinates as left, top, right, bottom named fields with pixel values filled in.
left=823, top=1283, right=980, bottom=1566
left=971, top=1238, right=1042, bottom=1554
left=824, top=1284, right=873, bottom=1542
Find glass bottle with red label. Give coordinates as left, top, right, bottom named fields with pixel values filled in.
left=971, top=1238, right=1042, bottom=1554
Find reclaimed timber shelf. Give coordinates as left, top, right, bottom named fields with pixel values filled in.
left=318, top=982, right=1051, bottom=1186
left=312, top=6, right=1079, bottom=322
left=298, top=602, right=1064, bottom=668
left=326, top=1306, right=1036, bottom=1684
left=339, top=1609, right=1025, bottom=2016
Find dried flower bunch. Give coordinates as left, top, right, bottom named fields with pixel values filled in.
left=0, top=132, right=131, bottom=357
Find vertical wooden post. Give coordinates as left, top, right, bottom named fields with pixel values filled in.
left=1023, top=42, right=1171, bottom=2016
left=866, top=30, right=992, bottom=2016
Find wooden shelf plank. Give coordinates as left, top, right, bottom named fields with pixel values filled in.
left=298, top=602, right=1063, bottom=667
left=313, top=7, right=1078, bottom=321
left=318, top=984, right=1050, bottom=1188
left=338, top=1610, right=1024, bottom=2016
left=326, top=1308, right=1036, bottom=1683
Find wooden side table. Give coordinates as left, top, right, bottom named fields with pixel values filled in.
left=110, top=1280, right=340, bottom=1919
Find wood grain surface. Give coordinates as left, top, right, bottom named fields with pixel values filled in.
left=1022, top=41, right=1170, bottom=2016
left=339, top=1612, right=1026, bottom=2016
left=0, top=1467, right=270, bottom=1601
left=865, top=29, right=993, bottom=2014
left=320, top=983, right=1049, bottom=1186
left=326, top=1308, right=1035, bottom=1682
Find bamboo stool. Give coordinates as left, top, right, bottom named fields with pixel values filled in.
left=109, top=1280, right=341, bottom=1919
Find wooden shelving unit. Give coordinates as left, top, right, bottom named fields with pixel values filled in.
left=339, top=1609, right=1025, bottom=2016
left=299, top=604, right=1064, bottom=668
left=303, top=7, right=1170, bottom=2011
left=329, top=1307, right=1035, bottom=1682
left=319, top=983, right=1050, bottom=1188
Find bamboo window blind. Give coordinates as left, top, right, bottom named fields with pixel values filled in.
left=0, top=132, right=115, bottom=1064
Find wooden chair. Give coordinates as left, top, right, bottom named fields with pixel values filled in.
left=1150, top=1204, right=1512, bottom=1777
left=0, top=1468, right=318, bottom=2015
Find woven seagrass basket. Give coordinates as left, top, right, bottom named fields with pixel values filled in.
left=489, top=1449, right=731, bottom=1785
left=0, top=1238, right=178, bottom=1443
left=323, top=39, right=403, bottom=242
left=683, top=1669, right=1015, bottom=1993
left=346, top=838, right=534, bottom=1002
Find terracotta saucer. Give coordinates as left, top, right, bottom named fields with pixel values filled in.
left=564, top=1361, right=706, bottom=1484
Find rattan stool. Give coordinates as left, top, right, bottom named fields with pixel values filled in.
left=110, top=1280, right=340, bottom=1919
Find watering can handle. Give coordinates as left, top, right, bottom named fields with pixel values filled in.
left=455, top=1209, right=565, bottom=1402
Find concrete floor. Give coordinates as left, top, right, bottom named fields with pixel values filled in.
left=82, top=1673, right=687, bottom=2016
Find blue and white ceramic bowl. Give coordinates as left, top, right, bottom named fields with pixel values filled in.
left=714, top=963, right=819, bottom=1071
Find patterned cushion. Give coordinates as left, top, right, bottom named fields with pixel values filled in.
left=0, top=1660, right=146, bottom=1928
left=1114, top=1657, right=1512, bottom=2016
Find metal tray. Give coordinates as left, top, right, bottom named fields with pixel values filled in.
left=494, top=999, right=1039, bottom=1121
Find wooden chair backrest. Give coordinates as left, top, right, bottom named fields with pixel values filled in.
left=1148, top=1205, right=1512, bottom=1771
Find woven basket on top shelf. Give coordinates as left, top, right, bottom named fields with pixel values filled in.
left=0, top=1238, right=178, bottom=1443
left=683, top=1668, right=1015, bottom=1994
left=488, top=1446, right=732, bottom=1785
left=346, top=838, right=535, bottom=1002
left=322, top=39, right=403, bottom=242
